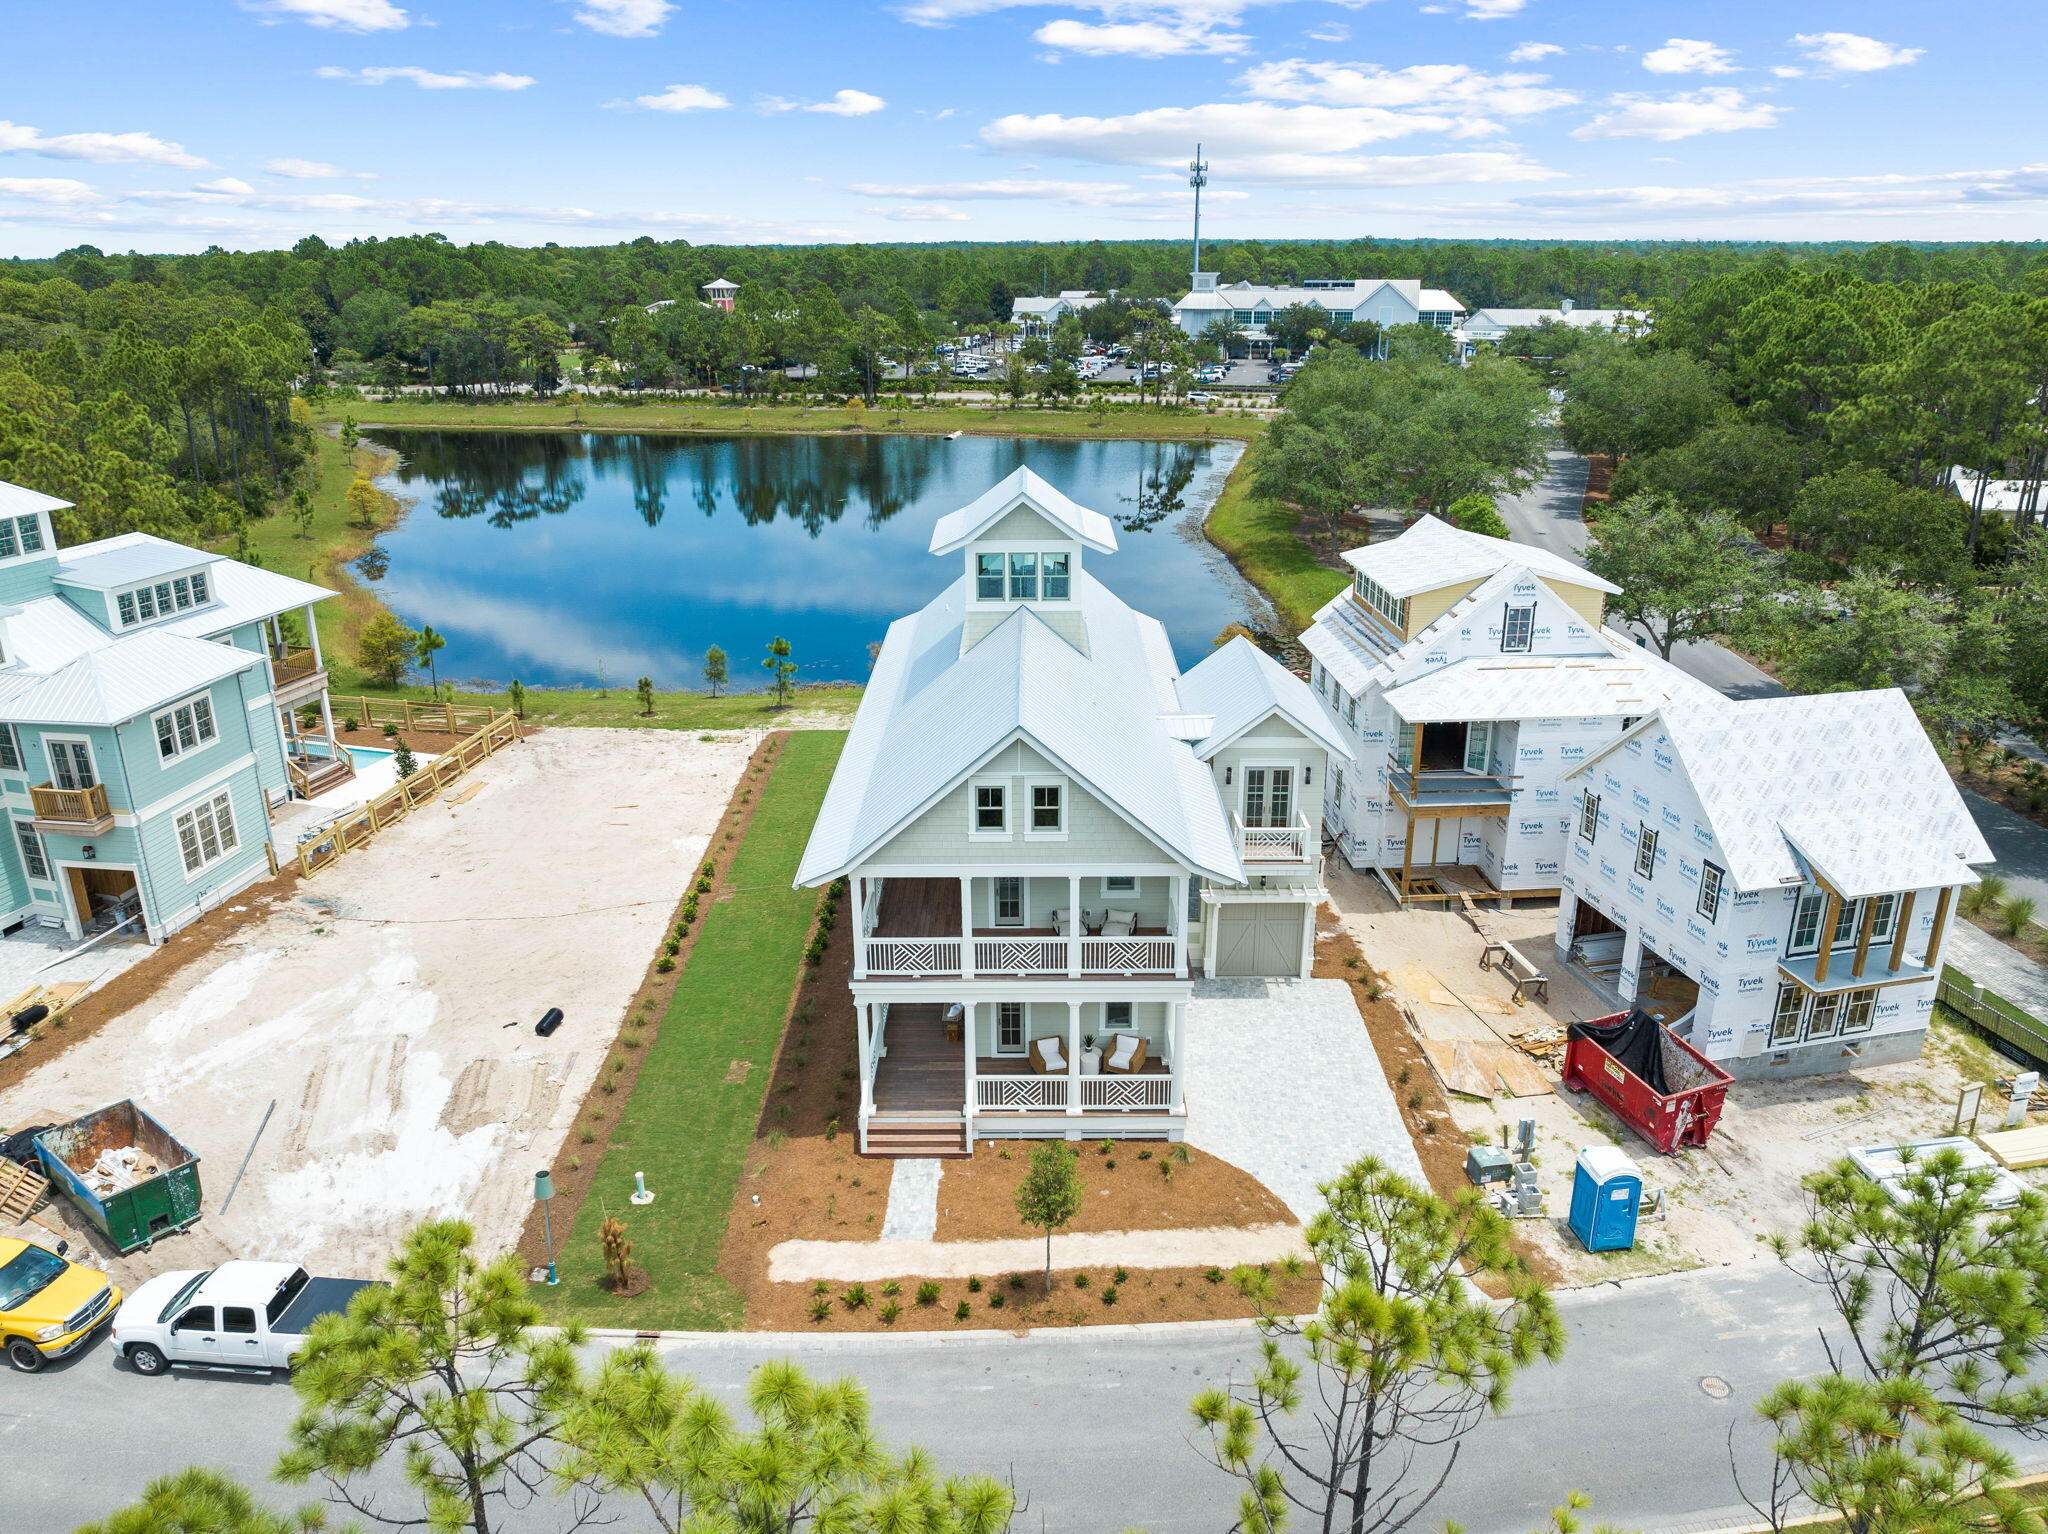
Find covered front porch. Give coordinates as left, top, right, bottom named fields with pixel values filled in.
left=855, top=873, right=1189, bottom=981
left=858, top=993, right=1187, bottom=1155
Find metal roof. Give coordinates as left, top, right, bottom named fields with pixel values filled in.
left=1461, top=308, right=1643, bottom=333
left=1380, top=655, right=1705, bottom=723
left=1570, top=691, right=1992, bottom=898
left=0, top=480, right=71, bottom=521
left=56, top=539, right=222, bottom=589
left=1177, top=636, right=1351, bottom=760
left=1342, top=513, right=1620, bottom=601
left=926, top=467, right=1120, bottom=555
left=1172, top=278, right=1465, bottom=315
left=0, top=613, right=261, bottom=725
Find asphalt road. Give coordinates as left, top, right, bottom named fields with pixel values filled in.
left=8, top=1261, right=1875, bottom=1534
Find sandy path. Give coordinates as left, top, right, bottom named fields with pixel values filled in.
left=0, top=728, right=755, bottom=1281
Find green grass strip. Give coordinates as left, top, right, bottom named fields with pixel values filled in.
left=538, top=729, right=846, bottom=1329
left=1203, top=437, right=1349, bottom=633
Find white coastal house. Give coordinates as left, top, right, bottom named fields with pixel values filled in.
left=1456, top=301, right=1646, bottom=351
left=795, top=467, right=1349, bottom=1156
left=1299, top=514, right=1722, bottom=905
left=1173, top=273, right=1465, bottom=357
left=1010, top=291, right=1108, bottom=335
left=1555, top=691, right=1990, bottom=1078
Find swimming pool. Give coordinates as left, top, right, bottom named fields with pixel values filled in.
left=342, top=745, right=396, bottom=769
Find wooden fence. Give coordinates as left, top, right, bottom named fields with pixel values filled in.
left=1938, top=964, right=2048, bottom=1062
left=330, top=694, right=505, bottom=736
left=290, top=710, right=522, bottom=878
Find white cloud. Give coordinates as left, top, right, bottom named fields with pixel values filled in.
left=807, top=89, right=888, bottom=116
left=1307, top=22, right=1349, bottom=42
left=1641, top=38, right=1737, bottom=75
left=0, top=177, right=102, bottom=206
left=315, top=66, right=536, bottom=90
left=1789, top=32, right=1922, bottom=73
left=0, top=121, right=208, bottom=169
left=1460, top=0, right=1526, bottom=18
left=985, top=101, right=1451, bottom=165
left=565, top=0, right=674, bottom=37
left=196, top=177, right=257, bottom=195
left=1034, top=18, right=1250, bottom=55
left=1505, top=41, right=1563, bottom=62
left=851, top=176, right=1248, bottom=207
left=1770, top=66, right=1806, bottom=79
left=241, top=0, right=408, bottom=32
left=898, top=0, right=1371, bottom=26
left=868, top=203, right=972, bottom=222
left=1240, top=59, right=1577, bottom=116
left=265, top=157, right=376, bottom=179
left=1572, top=88, right=1782, bottom=141
left=626, top=84, right=732, bottom=112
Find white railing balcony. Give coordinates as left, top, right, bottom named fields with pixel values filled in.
left=1079, top=936, right=1179, bottom=974
left=977, top=1076, right=1069, bottom=1110
left=1079, top=1075, right=1175, bottom=1111
left=972, top=937, right=1070, bottom=974
left=862, top=937, right=965, bottom=977
left=1235, top=812, right=1314, bottom=864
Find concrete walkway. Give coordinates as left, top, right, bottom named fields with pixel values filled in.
left=879, top=1159, right=940, bottom=1240
left=1945, top=921, right=2048, bottom=1022
left=767, top=1222, right=1306, bottom=1283
left=1183, top=977, right=1423, bottom=1218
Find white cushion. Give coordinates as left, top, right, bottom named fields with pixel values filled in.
left=1107, top=909, right=1138, bottom=927
left=1108, top=1034, right=1139, bottom=1069
left=1039, top=1039, right=1066, bottom=1070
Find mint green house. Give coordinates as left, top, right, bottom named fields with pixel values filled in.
left=0, top=479, right=347, bottom=946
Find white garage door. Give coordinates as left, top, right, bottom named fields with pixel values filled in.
left=1212, top=904, right=1304, bottom=978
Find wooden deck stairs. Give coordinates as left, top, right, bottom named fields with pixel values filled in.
left=867, top=1001, right=971, bottom=1157
left=864, top=1118, right=970, bottom=1158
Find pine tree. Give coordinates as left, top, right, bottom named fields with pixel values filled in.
left=762, top=636, right=796, bottom=708
left=702, top=644, right=727, bottom=698
left=635, top=676, right=655, bottom=717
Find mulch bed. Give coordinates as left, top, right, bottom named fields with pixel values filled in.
left=514, top=731, right=789, bottom=1272
left=1581, top=453, right=1614, bottom=517
left=1311, top=905, right=1564, bottom=1290
left=934, top=1140, right=1294, bottom=1241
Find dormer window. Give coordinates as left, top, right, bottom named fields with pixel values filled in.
left=0, top=514, right=46, bottom=561
left=976, top=554, right=1004, bottom=600
left=1353, top=572, right=1407, bottom=631
left=117, top=568, right=211, bottom=628
left=1041, top=553, right=1070, bottom=599
left=1009, top=554, right=1038, bottom=601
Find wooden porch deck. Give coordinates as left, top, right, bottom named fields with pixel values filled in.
left=872, top=1003, right=1169, bottom=1116
left=871, top=877, right=1168, bottom=940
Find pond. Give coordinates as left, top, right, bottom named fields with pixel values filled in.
left=359, top=430, right=1265, bottom=690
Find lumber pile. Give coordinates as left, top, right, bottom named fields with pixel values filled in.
left=1509, top=1023, right=1569, bottom=1067
left=0, top=981, right=92, bottom=1065
left=1421, top=1038, right=1552, bottom=1100
left=0, top=1158, right=49, bottom=1225
left=1975, top=1124, right=2048, bottom=1170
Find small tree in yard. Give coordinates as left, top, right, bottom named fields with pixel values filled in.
left=1191, top=1156, right=1564, bottom=1534
left=702, top=644, right=728, bottom=698
left=415, top=624, right=446, bottom=692
left=392, top=739, right=417, bottom=780
left=356, top=612, right=418, bottom=688
left=76, top=1467, right=327, bottom=1534
left=763, top=635, right=797, bottom=708
left=278, top=1219, right=585, bottom=1534
left=554, top=1351, right=1015, bottom=1534
left=343, top=472, right=381, bottom=530
left=507, top=678, right=526, bottom=719
left=1015, top=1141, right=1083, bottom=1292
left=599, top=1216, right=632, bottom=1291
left=635, top=676, right=655, bottom=717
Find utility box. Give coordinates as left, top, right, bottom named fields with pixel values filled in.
left=1465, top=1145, right=1515, bottom=1186
left=1568, top=1146, right=1642, bottom=1253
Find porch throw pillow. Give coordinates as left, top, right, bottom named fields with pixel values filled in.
left=1107, top=1033, right=1139, bottom=1071
left=1037, top=1037, right=1066, bottom=1072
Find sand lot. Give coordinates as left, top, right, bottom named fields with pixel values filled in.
left=0, top=727, right=754, bottom=1282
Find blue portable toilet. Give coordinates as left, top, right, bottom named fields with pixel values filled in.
left=1568, top=1146, right=1643, bottom=1252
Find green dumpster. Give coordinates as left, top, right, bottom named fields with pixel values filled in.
left=34, top=1101, right=201, bottom=1254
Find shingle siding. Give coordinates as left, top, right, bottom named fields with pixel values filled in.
left=870, top=741, right=1173, bottom=868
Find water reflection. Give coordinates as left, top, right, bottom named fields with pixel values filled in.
left=365, top=431, right=1254, bottom=689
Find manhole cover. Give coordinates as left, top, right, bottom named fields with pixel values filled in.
left=1700, top=1375, right=1732, bottom=1400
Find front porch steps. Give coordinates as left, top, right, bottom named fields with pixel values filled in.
left=864, top=1118, right=970, bottom=1158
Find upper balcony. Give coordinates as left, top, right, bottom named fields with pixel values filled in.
left=1234, top=811, right=1317, bottom=866
left=270, top=646, right=328, bottom=705
left=855, top=874, right=1186, bottom=982
left=1386, top=756, right=1519, bottom=818
left=29, top=781, right=115, bottom=836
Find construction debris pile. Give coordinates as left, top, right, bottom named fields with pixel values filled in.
left=1510, top=1024, right=1568, bottom=1066
left=83, top=1145, right=160, bottom=1197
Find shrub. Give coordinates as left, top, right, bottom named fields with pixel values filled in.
left=1113, top=1266, right=1129, bottom=1284
left=655, top=956, right=674, bottom=974
left=1101, top=1286, right=1119, bottom=1306
left=881, top=1280, right=900, bottom=1297
left=1204, top=1267, right=1225, bottom=1284
left=879, top=1302, right=901, bottom=1325
left=954, top=1300, right=971, bottom=1320
left=966, top=1275, right=983, bottom=1293
left=841, top=1283, right=869, bottom=1311
left=915, top=1280, right=941, bottom=1306
left=1007, top=1273, right=1025, bottom=1290
left=2002, top=896, right=2039, bottom=938
left=1073, top=1271, right=1090, bottom=1289
left=809, top=1298, right=830, bottom=1322
left=1963, top=875, right=2009, bottom=918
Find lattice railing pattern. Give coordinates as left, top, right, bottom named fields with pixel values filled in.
left=1080, top=1075, right=1174, bottom=1110
left=972, top=938, right=1068, bottom=973
left=1079, top=937, right=1177, bottom=973
left=863, top=938, right=963, bottom=975
left=977, top=1077, right=1068, bottom=1109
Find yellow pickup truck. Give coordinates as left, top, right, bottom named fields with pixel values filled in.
left=0, top=1236, right=120, bottom=1371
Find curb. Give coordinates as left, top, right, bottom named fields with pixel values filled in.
left=567, top=1313, right=1291, bottom=1348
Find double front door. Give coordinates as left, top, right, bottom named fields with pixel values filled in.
left=1242, top=767, right=1294, bottom=828
left=47, top=740, right=95, bottom=790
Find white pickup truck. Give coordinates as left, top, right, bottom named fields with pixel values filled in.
left=110, top=1260, right=376, bottom=1376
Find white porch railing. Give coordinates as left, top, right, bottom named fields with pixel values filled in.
left=1235, top=813, right=1312, bottom=863
left=977, top=1076, right=1068, bottom=1110
left=972, top=937, right=1069, bottom=974
left=863, top=938, right=964, bottom=976
left=1079, top=1075, right=1174, bottom=1110
left=1078, top=936, right=1178, bottom=973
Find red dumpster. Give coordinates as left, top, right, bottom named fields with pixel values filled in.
left=1560, top=1009, right=1732, bottom=1153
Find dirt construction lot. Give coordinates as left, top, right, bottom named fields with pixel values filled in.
left=0, top=727, right=754, bottom=1284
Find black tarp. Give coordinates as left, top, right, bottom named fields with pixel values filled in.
left=1569, top=1009, right=1669, bottom=1094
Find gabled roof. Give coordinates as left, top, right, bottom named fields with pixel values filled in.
left=1462, top=308, right=1642, bottom=331
left=796, top=572, right=1238, bottom=886
left=1342, top=514, right=1619, bottom=601
left=56, top=539, right=222, bottom=589
left=55, top=533, right=330, bottom=636
left=0, top=602, right=261, bottom=725
left=1567, top=691, right=1991, bottom=898
left=926, top=467, right=1119, bottom=555
left=0, top=481, right=70, bottom=522
left=1177, top=636, right=1349, bottom=759
left=1380, top=653, right=1707, bottom=723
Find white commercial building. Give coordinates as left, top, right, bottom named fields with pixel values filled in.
left=1172, top=273, right=1465, bottom=357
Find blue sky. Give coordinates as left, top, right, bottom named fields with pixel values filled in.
left=2, top=0, right=2040, bottom=256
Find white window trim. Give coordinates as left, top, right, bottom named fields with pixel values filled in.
left=1698, top=861, right=1726, bottom=922
left=1634, top=823, right=1658, bottom=880
left=152, top=691, right=220, bottom=764
left=0, top=512, right=48, bottom=567
left=968, top=777, right=1011, bottom=840
left=1103, top=874, right=1138, bottom=893
left=1501, top=605, right=1535, bottom=654
left=1023, top=777, right=1068, bottom=840
left=994, top=1001, right=1027, bottom=1056
left=174, top=788, right=241, bottom=877
left=1578, top=791, right=1600, bottom=844
left=0, top=723, right=21, bottom=775
left=12, top=819, right=49, bottom=883
left=43, top=734, right=97, bottom=791
left=990, top=876, right=1025, bottom=928
left=113, top=566, right=214, bottom=629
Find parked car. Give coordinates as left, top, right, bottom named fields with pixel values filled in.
left=1187, top=391, right=1220, bottom=403
left=112, top=1260, right=377, bottom=1377
left=0, top=1237, right=120, bottom=1372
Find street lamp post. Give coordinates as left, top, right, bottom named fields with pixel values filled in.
left=534, top=1169, right=558, bottom=1286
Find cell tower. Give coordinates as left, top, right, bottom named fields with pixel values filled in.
left=1188, top=144, right=1209, bottom=277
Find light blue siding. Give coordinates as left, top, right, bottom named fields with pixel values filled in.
left=0, top=554, right=59, bottom=607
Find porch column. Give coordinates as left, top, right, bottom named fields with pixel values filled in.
left=1170, top=1000, right=1187, bottom=1114
left=857, top=1003, right=874, bottom=1121
left=959, top=875, right=974, bottom=978
left=1924, top=886, right=1954, bottom=968
left=1888, top=892, right=1917, bottom=974
left=1814, top=886, right=1843, bottom=986
left=1298, top=899, right=1316, bottom=978
left=304, top=603, right=324, bottom=670
left=962, top=1000, right=976, bottom=1122
left=1170, top=874, right=1189, bottom=975
left=1067, top=873, right=1083, bottom=977
left=318, top=692, right=338, bottom=752
left=1066, top=999, right=1083, bottom=1117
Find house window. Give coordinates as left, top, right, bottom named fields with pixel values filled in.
left=1345, top=694, right=1358, bottom=728
left=1788, top=889, right=1827, bottom=956
left=1577, top=792, right=1600, bottom=844
left=1464, top=722, right=1493, bottom=774
left=1104, top=1000, right=1133, bottom=1032
left=1770, top=983, right=1806, bottom=1046
left=45, top=739, right=95, bottom=790
left=1104, top=875, right=1136, bottom=893
left=1501, top=606, right=1535, bottom=653
left=992, top=877, right=1023, bottom=927
left=175, top=790, right=239, bottom=875
left=1634, top=824, right=1658, bottom=879
left=976, top=553, right=1004, bottom=599
left=1804, top=991, right=1844, bottom=1040
left=1029, top=782, right=1064, bottom=834
left=1008, top=553, right=1038, bottom=601
left=1352, top=572, right=1407, bottom=631
left=1232, top=309, right=1257, bottom=326
left=1041, top=552, right=1071, bottom=600
left=153, top=694, right=218, bottom=763
left=190, top=570, right=209, bottom=604
left=1698, top=861, right=1724, bottom=921
left=972, top=783, right=1007, bottom=835
left=1787, top=889, right=1895, bottom=956
left=1841, top=989, right=1878, bottom=1035
left=0, top=724, right=19, bottom=773
left=0, top=515, right=44, bottom=560
left=13, top=821, right=47, bottom=881
left=117, top=592, right=137, bottom=626
left=996, top=1001, right=1025, bottom=1054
